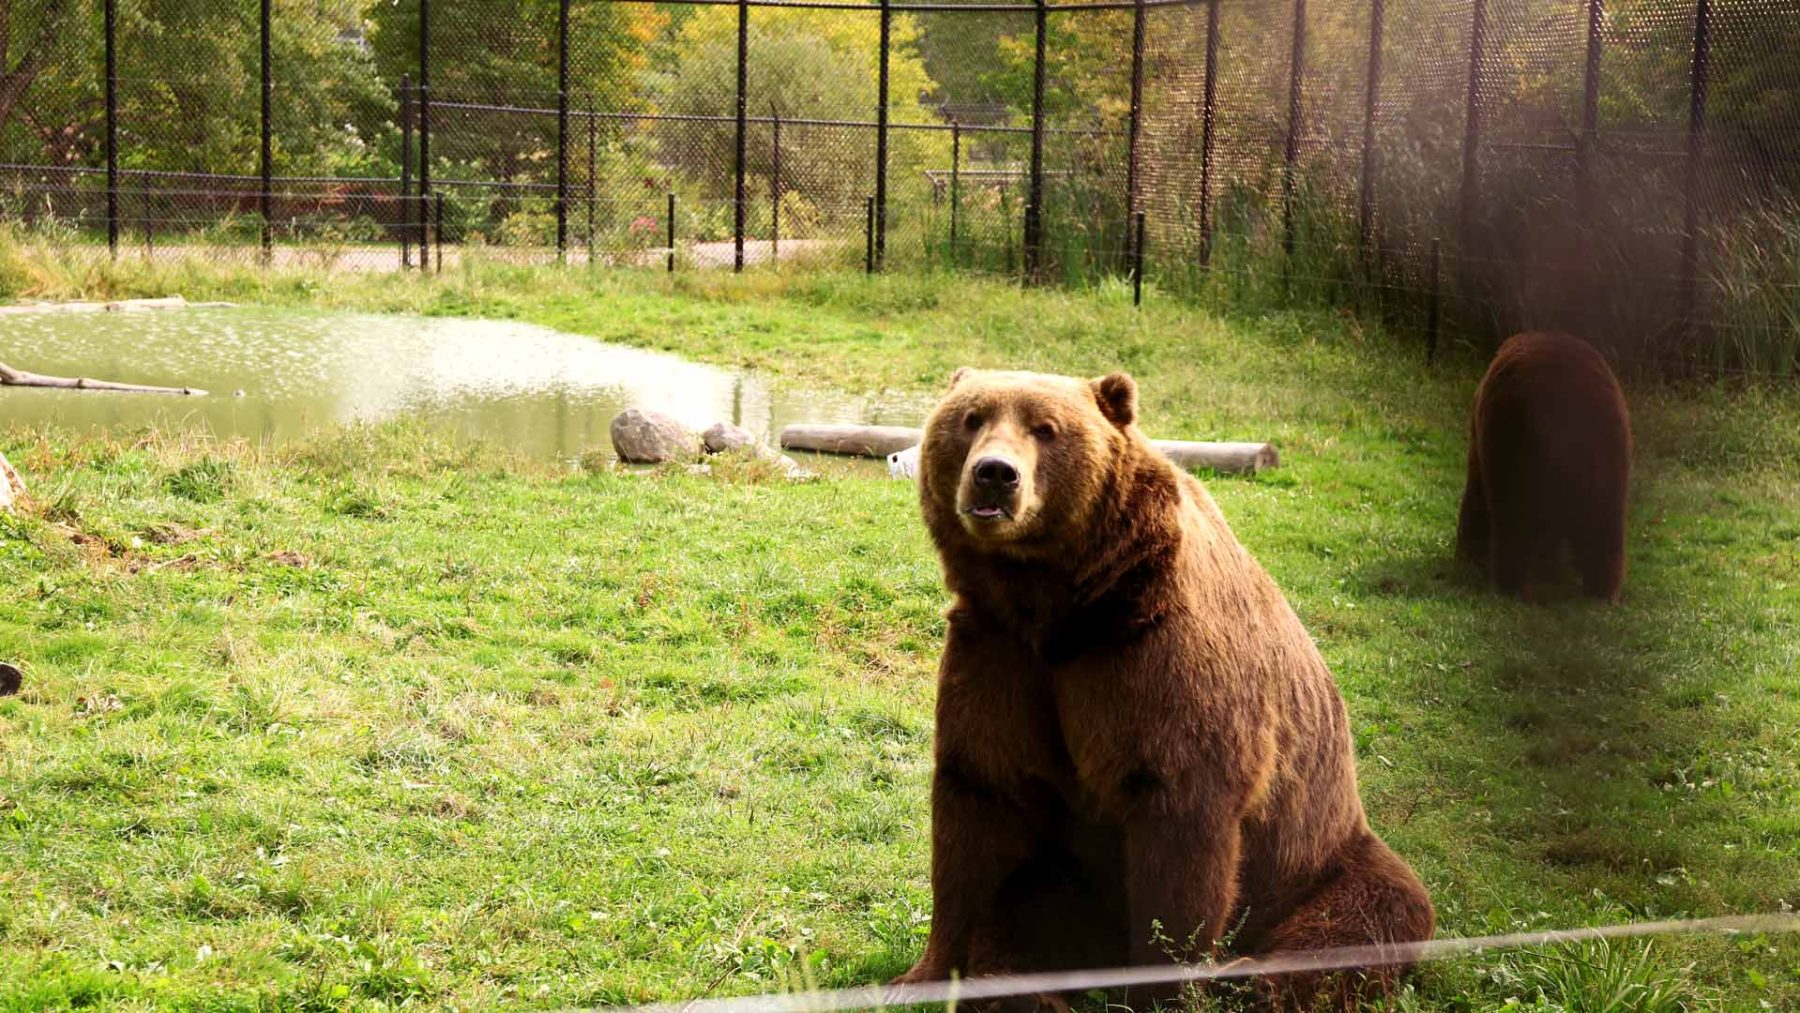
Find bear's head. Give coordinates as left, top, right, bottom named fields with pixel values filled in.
left=920, top=367, right=1142, bottom=557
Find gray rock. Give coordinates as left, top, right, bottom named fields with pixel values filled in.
left=609, top=408, right=699, bottom=464
left=702, top=422, right=757, bottom=455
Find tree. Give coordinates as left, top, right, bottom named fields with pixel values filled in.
left=648, top=6, right=940, bottom=233
left=367, top=0, right=664, bottom=185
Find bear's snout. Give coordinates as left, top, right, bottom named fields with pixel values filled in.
left=971, top=456, right=1020, bottom=491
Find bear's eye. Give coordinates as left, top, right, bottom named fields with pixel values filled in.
left=963, top=411, right=984, bottom=432
left=1031, top=422, right=1057, bottom=442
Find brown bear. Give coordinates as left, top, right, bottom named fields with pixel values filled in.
left=894, top=368, right=1435, bottom=1011
left=1456, top=331, right=1631, bottom=603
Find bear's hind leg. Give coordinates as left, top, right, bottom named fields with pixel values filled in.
left=1248, top=835, right=1435, bottom=1012
left=1455, top=445, right=1491, bottom=569
left=1575, top=509, right=1626, bottom=604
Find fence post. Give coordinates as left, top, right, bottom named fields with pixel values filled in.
left=556, top=0, right=570, bottom=261
left=1133, top=211, right=1146, bottom=307
left=733, top=0, right=748, bottom=272
left=1197, top=0, right=1219, bottom=269
left=105, top=0, right=118, bottom=259
left=1678, top=0, right=1711, bottom=345
left=588, top=105, right=598, bottom=265
left=1124, top=0, right=1146, bottom=273
left=401, top=74, right=414, bottom=270
left=875, top=0, right=891, bottom=270
left=1025, top=0, right=1047, bottom=283
left=1427, top=236, right=1442, bottom=363
left=1358, top=0, right=1383, bottom=264
left=1281, top=0, right=1306, bottom=272
left=949, top=120, right=961, bottom=262
left=435, top=192, right=445, bottom=272
left=771, top=108, right=782, bottom=263
left=865, top=195, right=876, bottom=274
left=667, top=192, right=676, bottom=272
left=1577, top=0, right=1603, bottom=216
left=1458, top=0, right=1487, bottom=241
left=418, top=0, right=431, bottom=256
left=260, top=0, right=273, bottom=263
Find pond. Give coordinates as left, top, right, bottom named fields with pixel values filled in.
left=0, top=307, right=931, bottom=467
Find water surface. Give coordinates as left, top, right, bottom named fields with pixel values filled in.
left=0, top=307, right=930, bottom=465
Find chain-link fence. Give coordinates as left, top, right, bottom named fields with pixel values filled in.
left=1, top=0, right=1795, bottom=374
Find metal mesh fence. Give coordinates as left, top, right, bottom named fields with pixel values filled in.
left=1, top=0, right=1796, bottom=374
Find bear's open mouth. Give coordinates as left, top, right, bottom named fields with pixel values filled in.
left=963, top=505, right=1012, bottom=521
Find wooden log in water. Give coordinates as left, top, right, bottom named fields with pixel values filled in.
left=0, top=360, right=206, bottom=396
left=780, top=424, right=1279, bottom=474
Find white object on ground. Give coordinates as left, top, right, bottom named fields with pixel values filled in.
left=887, top=444, right=920, bottom=480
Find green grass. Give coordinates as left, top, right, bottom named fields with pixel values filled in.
left=2, top=255, right=1798, bottom=1010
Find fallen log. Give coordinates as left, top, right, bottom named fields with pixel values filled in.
left=0, top=360, right=206, bottom=396
left=781, top=424, right=1280, bottom=475
left=779, top=424, right=926, bottom=458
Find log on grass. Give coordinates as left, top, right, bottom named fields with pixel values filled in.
left=0, top=361, right=206, bottom=396
left=779, top=424, right=1280, bottom=474
left=779, top=424, right=926, bottom=458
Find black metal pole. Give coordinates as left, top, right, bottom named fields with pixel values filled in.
left=667, top=192, right=677, bottom=273
left=771, top=108, right=782, bottom=263
left=950, top=120, right=961, bottom=261
left=1281, top=0, right=1306, bottom=268
left=1458, top=0, right=1487, bottom=241
left=1678, top=0, right=1710, bottom=340
left=1197, top=0, right=1219, bottom=269
left=435, top=192, right=445, bottom=273
left=401, top=74, right=414, bottom=270
left=1025, top=0, right=1047, bottom=283
left=1577, top=0, right=1602, bottom=215
left=875, top=0, right=891, bottom=269
left=1132, top=211, right=1146, bottom=307
left=419, top=0, right=431, bottom=252
left=557, top=0, right=570, bottom=261
left=865, top=195, right=875, bottom=274
left=1358, top=0, right=1384, bottom=262
left=105, top=0, right=118, bottom=259
left=734, top=0, right=749, bottom=272
left=1427, top=236, right=1442, bottom=364
left=1124, top=0, right=1146, bottom=271
left=588, top=105, right=598, bottom=265
left=260, top=0, right=273, bottom=262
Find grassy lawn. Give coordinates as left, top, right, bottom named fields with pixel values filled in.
left=3, top=256, right=1799, bottom=1010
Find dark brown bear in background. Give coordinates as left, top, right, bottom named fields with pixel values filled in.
left=1456, top=332, right=1632, bottom=603
left=894, top=368, right=1434, bottom=1011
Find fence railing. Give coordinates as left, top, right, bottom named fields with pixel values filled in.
left=0, top=0, right=1795, bottom=377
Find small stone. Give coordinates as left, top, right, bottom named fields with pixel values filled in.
left=701, top=422, right=757, bottom=455
left=609, top=408, right=699, bottom=464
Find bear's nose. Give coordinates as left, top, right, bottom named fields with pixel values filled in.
left=972, top=456, right=1020, bottom=490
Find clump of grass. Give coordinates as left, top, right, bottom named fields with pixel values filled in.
left=1490, top=941, right=1710, bottom=1013
left=163, top=457, right=234, bottom=503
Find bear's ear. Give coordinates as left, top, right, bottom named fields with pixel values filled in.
left=1092, top=372, right=1138, bottom=428
left=946, top=366, right=974, bottom=391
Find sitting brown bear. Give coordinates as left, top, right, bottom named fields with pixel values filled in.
left=895, top=368, right=1434, bottom=1011
left=1456, top=331, right=1631, bottom=603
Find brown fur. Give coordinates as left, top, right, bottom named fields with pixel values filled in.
left=1456, top=332, right=1632, bottom=603
left=894, top=369, right=1434, bottom=1011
